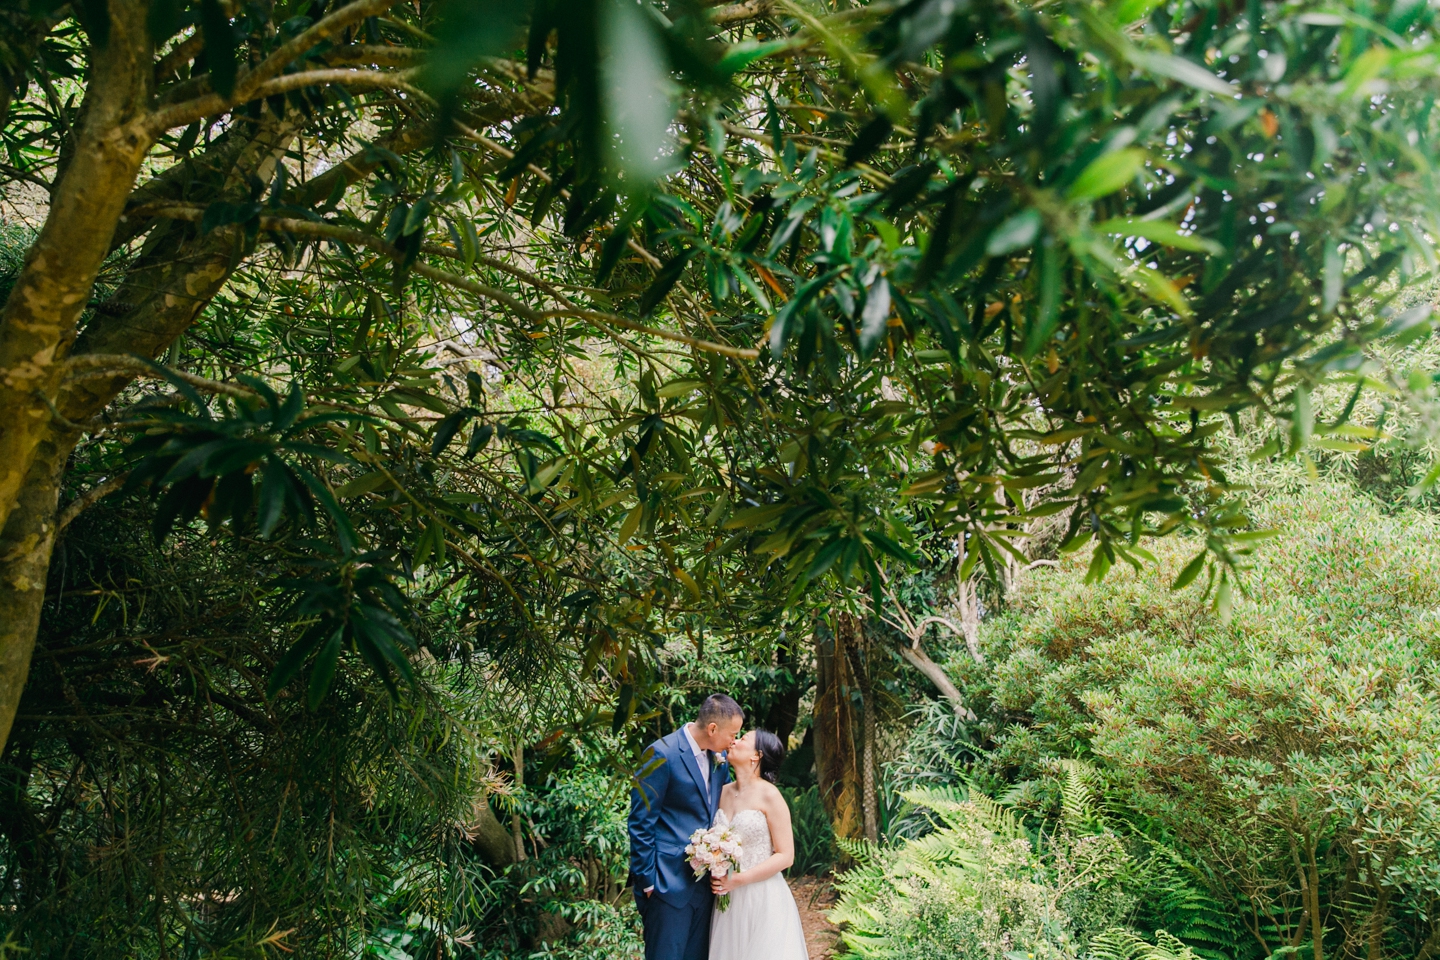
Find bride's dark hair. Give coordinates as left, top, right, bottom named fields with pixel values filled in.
left=753, top=729, right=785, bottom=785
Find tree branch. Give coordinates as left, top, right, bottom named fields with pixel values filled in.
left=712, top=0, right=775, bottom=26
left=244, top=0, right=401, bottom=95
left=148, top=68, right=422, bottom=134
left=895, top=644, right=976, bottom=721
left=323, top=44, right=425, bottom=67
left=65, top=353, right=259, bottom=400
left=0, top=162, right=53, bottom=193
left=137, top=204, right=759, bottom=360
left=56, top=472, right=130, bottom=533
left=154, top=31, right=205, bottom=83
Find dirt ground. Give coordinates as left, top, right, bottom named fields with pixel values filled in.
left=788, top=876, right=840, bottom=959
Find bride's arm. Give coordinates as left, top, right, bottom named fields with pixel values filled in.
left=711, top=789, right=795, bottom=893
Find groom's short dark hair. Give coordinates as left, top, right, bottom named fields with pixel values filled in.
left=697, top=693, right=743, bottom=727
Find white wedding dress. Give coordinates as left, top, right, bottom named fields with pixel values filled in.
left=709, top=808, right=810, bottom=960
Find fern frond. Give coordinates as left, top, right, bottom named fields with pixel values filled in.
left=837, top=835, right=881, bottom=866
left=1088, top=927, right=1202, bottom=960
left=1057, top=758, right=1104, bottom=831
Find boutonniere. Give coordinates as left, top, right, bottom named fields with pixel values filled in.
left=712, top=752, right=726, bottom=769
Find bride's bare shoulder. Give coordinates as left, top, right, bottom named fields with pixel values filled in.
left=758, top=780, right=786, bottom=805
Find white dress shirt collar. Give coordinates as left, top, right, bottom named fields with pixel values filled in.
left=682, top=723, right=710, bottom=787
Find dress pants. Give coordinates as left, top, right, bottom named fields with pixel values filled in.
left=637, top=887, right=712, bottom=960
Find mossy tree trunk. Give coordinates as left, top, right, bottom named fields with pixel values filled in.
left=813, top=613, right=864, bottom=844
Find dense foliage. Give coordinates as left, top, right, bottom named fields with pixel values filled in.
left=4, top=0, right=1440, bottom=957
left=867, top=475, right=1440, bottom=960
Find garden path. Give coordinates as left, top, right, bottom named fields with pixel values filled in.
left=788, top=876, right=839, bottom=959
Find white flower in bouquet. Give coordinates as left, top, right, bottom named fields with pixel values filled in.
left=685, top=823, right=743, bottom=911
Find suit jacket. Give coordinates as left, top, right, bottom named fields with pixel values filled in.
left=628, top=727, right=728, bottom=906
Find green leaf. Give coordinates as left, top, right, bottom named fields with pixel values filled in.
left=1113, top=0, right=1166, bottom=23
left=804, top=538, right=848, bottom=582
left=1171, top=551, right=1207, bottom=590
left=1324, top=242, right=1343, bottom=314
left=985, top=210, right=1042, bottom=256
left=717, top=39, right=797, bottom=74
left=291, top=464, right=359, bottom=555
left=858, top=277, right=891, bottom=357
left=336, top=471, right=391, bottom=498
left=638, top=249, right=694, bottom=316
left=599, top=0, right=676, bottom=185
left=1132, top=52, right=1235, bottom=96
left=465, top=423, right=495, bottom=459
left=617, top=504, right=643, bottom=544
left=1290, top=384, right=1313, bottom=450
left=844, top=114, right=893, bottom=168
left=865, top=529, right=918, bottom=564
left=256, top=460, right=288, bottom=537
left=431, top=408, right=476, bottom=456
left=1380, top=304, right=1432, bottom=342
left=417, top=0, right=527, bottom=101
left=597, top=202, right=643, bottom=284
left=267, top=627, right=328, bottom=699
left=1094, top=218, right=1224, bottom=255
left=307, top=629, right=345, bottom=710
left=723, top=502, right=789, bottom=529
left=1067, top=148, right=1147, bottom=202
left=1215, top=574, right=1233, bottom=623
left=414, top=520, right=446, bottom=567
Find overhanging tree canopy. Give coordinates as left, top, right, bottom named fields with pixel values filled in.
left=0, top=0, right=1438, bottom=758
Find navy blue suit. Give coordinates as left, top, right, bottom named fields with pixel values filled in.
left=629, top=728, right=727, bottom=960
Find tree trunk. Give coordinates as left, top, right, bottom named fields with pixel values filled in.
left=813, top=614, right=862, bottom=843
left=0, top=429, right=74, bottom=754
left=0, top=0, right=154, bottom=537
left=469, top=795, right=519, bottom=869
left=764, top=641, right=802, bottom=748
left=0, top=117, right=301, bottom=757
left=512, top=740, right=526, bottom=862
left=844, top=619, right=879, bottom=844
left=954, top=536, right=984, bottom=665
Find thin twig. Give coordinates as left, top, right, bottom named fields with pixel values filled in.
left=57, top=473, right=131, bottom=533
left=65, top=353, right=259, bottom=400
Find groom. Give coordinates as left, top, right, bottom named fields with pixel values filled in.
left=628, top=694, right=745, bottom=960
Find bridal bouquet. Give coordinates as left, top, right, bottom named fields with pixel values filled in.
left=685, top=824, right=743, bottom=911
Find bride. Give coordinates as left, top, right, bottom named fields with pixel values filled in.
left=708, top=729, right=810, bottom=960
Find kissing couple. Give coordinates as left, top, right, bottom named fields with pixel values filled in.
left=627, top=694, right=810, bottom=960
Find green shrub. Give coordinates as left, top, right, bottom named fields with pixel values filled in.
left=784, top=784, right=837, bottom=876
left=947, top=479, right=1440, bottom=958
left=830, top=786, right=1159, bottom=960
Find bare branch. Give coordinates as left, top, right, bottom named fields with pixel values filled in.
left=895, top=645, right=976, bottom=721
left=712, top=0, right=775, bottom=26
left=0, top=162, right=52, bottom=193
left=245, top=0, right=402, bottom=95
left=65, top=354, right=260, bottom=400
left=155, top=31, right=205, bottom=82
left=148, top=68, right=422, bottom=134
left=539, top=309, right=759, bottom=361
left=323, top=44, right=425, bottom=67
left=56, top=473, right=130, bottom=533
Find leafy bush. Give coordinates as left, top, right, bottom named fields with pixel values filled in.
left=783, top=785, right=837, bottom=877
left=830, top=786, right=1154, bottom=960
left=936, top=478, right=1440, bottom=958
